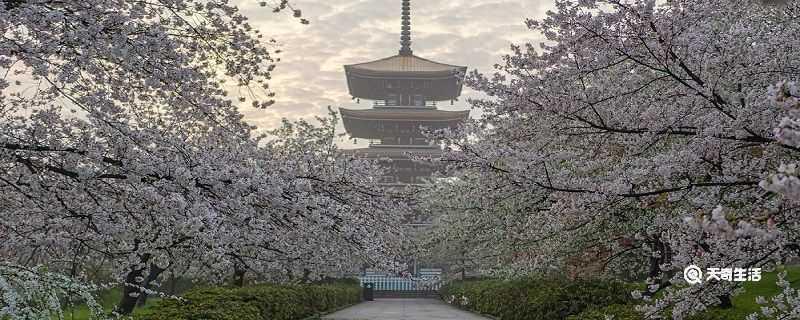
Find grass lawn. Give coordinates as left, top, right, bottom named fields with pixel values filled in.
left=697, top=265, right=800, bottom=319
left=59, top=287, right=160, bottom=320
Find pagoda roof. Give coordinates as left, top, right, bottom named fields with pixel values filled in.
left=340, top=107, right=469, bottom=139
left=345, top=54, right=466, bottom=76
left=342, top=0, right=468, bottom=102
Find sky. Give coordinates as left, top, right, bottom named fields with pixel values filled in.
left=233, top=0, right=554, bottom=148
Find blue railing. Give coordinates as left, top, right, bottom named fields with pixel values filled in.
left=358, top=269, right=442, bottom=291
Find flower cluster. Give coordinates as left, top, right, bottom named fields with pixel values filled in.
left=422, top=0, right=800, bottom=318
left=0, top=0, right=407, bottom=315
left=0, top=263, right=109, bottom=319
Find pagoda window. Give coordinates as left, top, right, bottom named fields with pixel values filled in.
left=380, top=175, right=396, bottom=184
left=400, top=94, right=409, bottom=106
left=386, top=93, right=399, bottom=106
left=413, top=94, right=424, bottom=106
left=382, top=137, right=397, bottom=144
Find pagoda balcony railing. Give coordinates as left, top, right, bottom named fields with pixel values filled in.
left=368, top=143, right=438, bottom=148
left=373, top=100, right=437, bottom=108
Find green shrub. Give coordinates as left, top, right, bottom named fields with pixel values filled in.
left=132, top=281, right=360, bottom=320
left=440, top=277, right=636, bottom=320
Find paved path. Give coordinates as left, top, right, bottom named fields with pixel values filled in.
left=323, top=298, right=491, bottom=320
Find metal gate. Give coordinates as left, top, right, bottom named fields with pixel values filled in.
left=358, top=268, right=442, bottom=298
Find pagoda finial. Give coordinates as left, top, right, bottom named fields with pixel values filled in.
left=399, top=0, right=412, bottom=56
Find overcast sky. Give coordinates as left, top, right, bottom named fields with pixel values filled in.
left=233, top=0, right=554, bottom=148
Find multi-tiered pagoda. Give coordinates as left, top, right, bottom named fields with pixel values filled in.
left=340, top=0, right=469, bottom=187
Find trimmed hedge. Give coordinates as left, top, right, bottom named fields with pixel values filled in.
left=440, top=277, right=636, bottom=320
left=132, top=280, right=360, bottom=320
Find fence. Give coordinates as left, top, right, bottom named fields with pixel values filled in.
left=358, top=275, right=442, bottom=291
left=357, top=269, right=443, bottom=298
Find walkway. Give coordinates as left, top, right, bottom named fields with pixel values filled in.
left=323, top=298, right=492, bottom=320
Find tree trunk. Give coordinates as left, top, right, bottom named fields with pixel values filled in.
left=137, top=263, right=167, bottom=307
left=168, top=272, right=178, bottom=296
left=718, top=294, right=733, bottom=308
left=116, top=253, right=153, bottom=315
left=644, top=237, right=672, bottom=297
left=116, top=267, right=146, bottom=315
left=232, top=264, right=246, bottom=287
left=460, top=249, right=467, bottom=280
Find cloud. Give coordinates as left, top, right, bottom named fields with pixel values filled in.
left=233, top=0, right=554, bottom=148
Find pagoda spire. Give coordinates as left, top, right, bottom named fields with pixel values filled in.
left=399, top=0, right=412, bottom=56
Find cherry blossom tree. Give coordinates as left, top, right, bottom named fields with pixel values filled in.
left=745, top=81, right=800, bottom=320
left=1, top=263, right=110, bottom=320
left=1, top=0, right=405, bottom=316
left=419, top=173, right=553, bottom=279
left=424, top=0, right=800, bottom=318
left=762, top=81, right=800, bottom=199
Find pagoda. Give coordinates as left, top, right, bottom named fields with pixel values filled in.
left=340, top=0, right=469, bottom=187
